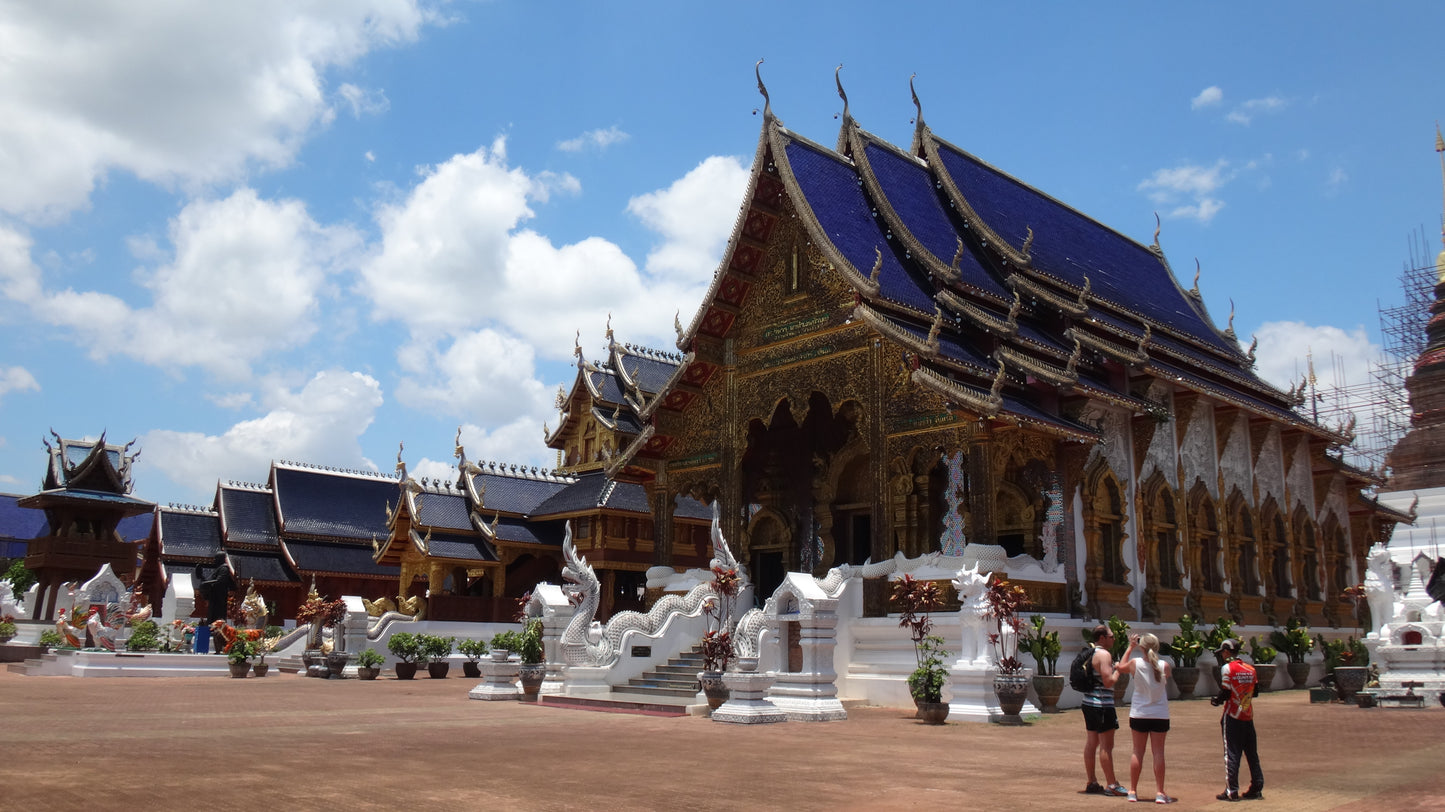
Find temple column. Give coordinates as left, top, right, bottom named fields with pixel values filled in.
left=966, top=422, right=996, bottom=548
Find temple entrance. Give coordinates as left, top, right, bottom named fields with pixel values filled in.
left=739, top=393, right=870, bottom=578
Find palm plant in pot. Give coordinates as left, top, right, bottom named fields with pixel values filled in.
left=419, top=633, right=455, bottom=678
left=387, top=631, right=423, bottom=680
left=1163, top=614, right=1205, bottom=699
left=1104, top=615, right=1132, bottom=704
left=355, top=647, right=384, bottom=680
left=458, top=637, right=488, bottom=678
left=892, top=574, right=951, bottom=724
left=1247, top=636, right=1278, bottom=693
left=516, top=618, right=546, bottom=700
left=983, top=577, right=1032, bottom=724
left=698, top=564, right=740, bottom=711
left=1203, top=615, right=1236, bottom=689
left=1022, top=615, right=1063, bottom=713
left=1269, top=617, right=1314, bottom=688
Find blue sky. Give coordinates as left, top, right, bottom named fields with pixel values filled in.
left=2, top=1, right=1443, bottom=507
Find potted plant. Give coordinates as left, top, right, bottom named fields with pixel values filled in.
left=1022, top=614, right=1063, bottom=713
left=419, top=633, right=455, bottom=678
left=516, top=618, right=546, bottom=700
left=1246, top=636, right=1278, bottom=693
left=1270, top=618, right=1314, bottom=688
left=387, top=631, right=423, bottom=680
left=1105, top=615, right=1132, bottom=704
left=355, top=647, right=384, bottom=680
left=125, top=619, right=161, bottom=652
left=698, top=564, right=741, bottom=711
left=1203, top=615, right=1236, bottom=688
left=38, top=629, right=63, bottom=653
left=1164, top=614, right=1205, bottom=699
left=226, top=638, right=255, bottom=678
left=892, top=573, right=951, bottom=724
left=1317, top=634, right=1369, bottom=702
left=0, top=615, right=17, bottom=644
left=983, top=578, right=1032, bottom=724
left=458, top=637, right=488, bottom=677
left=489, top=630, right=521, bottom=661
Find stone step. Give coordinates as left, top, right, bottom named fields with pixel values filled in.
left=537, top=692, right=694, bottom=717
left=625, top=677, right=697, bottom=691
left=614, top=683, right=700, bottom=699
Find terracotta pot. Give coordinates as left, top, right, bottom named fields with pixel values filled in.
left=251, top=663, right=269, bottom=678
left=1112, top=671, right=1131, bottom=705
left=915, top=701, right=950, bottom=725
left=993, top=674, right=1030, bottom=724
left=357, top=666, right=380, bottom=681
left=1333, top=666, right=1369, bottom=703
left=394, top=662, right=418, bottom=680
left=427, top=661, right=450, bottom=679
left=1286, top=661, right=1311, bottom=688
left=1253, top=662, right=1277, bottom=693
left=1172, top=665, right=1201, bottom=699
left=228, top=662, right=250, bottom=679
left=1031, top=674, right=1065, bottom=714
left=698, top=670, right=729, bottom=710
left=463, top=661, right=482, bottom=678
left=519, top=663, right=546, bottom=699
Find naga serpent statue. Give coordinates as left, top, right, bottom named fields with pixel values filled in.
left=560, top=504, right=751, bottom=668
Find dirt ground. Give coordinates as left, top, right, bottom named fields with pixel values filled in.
left=0, top=669, right=1441, bottom=811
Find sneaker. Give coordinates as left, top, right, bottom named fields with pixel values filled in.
left=1155, top=795, right=1178, bottom=805
left=1241, top=788, right=1264, bottom=801
left=1082, top=783, right=1105, bottom=795
left=1216, top=791, right=1240, bottom=802
left=1127, top=791, right=1138, bottom=802
left=1104, top=785, right=1130, bottom=797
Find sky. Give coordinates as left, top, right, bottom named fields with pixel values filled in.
left=2, top=1, right=1444, bottom=508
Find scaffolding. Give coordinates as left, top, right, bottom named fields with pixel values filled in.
left=1310, top=226, right=1437, bottom=475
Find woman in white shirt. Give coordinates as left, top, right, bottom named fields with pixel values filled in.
left=1116, top=632, right=1175, bottom=804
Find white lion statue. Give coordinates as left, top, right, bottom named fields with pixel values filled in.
left=952, top=562, right=992, bottom=667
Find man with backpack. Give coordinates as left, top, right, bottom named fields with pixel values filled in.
left=1212, top=638, right=1263, bottom=801
left=1076, top=623, right=1127, bottom=796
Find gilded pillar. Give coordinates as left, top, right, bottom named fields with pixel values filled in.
left=966, top=422, right=996, bottom=549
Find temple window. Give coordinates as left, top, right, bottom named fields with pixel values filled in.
left=1236, top=510, right=1258, bottom=593
left=1098, top=479, right=1126, bottom=585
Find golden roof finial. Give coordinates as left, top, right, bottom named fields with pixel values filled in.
left=835, top=64, right=849, bottom=124
left=573, top=330, right=582, bottom=360
left=909, top=73, right=924, bottom=131
left=755, top=59, right=771, bottom=121
left=1190, top=259, right=1201, bottom=297
left=869, top=246, right=883, bottom=284
left=1151, top=212, right=1161, bottom=250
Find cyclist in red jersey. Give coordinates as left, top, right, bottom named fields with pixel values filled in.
left=1211, top=638, right=1263, bottom=801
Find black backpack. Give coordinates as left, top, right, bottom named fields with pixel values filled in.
left=1068, top=644, right=1098, bottom=692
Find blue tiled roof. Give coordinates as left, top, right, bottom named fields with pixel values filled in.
left=159, top=510, right=222, bottom=560
left=621, top=352, right=681, bottom=394
left=0, top=493, right=48, bottom=540
left=427, top=533, right=498, bottom=563
left=783, top=139, right=935, bottom=316
left=593, top=369, right=627, bottom=404
left=933, top=141, right=1236, bottom=355
left=673, top=494, right=712, bottom=521
left=273, top=467, right=393, bottom=542
left=284, top=539, right=397, bottom=577
left=469, top=470, right=573, bottom=516
left=415, top=490, right=473, bottom=531
left=531, top=473, right=612, bottom=516
left=593, top=406, right=643, bottom=434
left=116, top=512, right=153, bottom=543
left=863, top=140, right=1011, bottom=303
left=230, top=551, right=297, bottom=583
left=218, top=487, right=280, bottom=548
left=20, top=488, right=153, bottom=510
left=493, top=518, right=565, bottom=547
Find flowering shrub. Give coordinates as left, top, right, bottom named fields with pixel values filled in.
left=891, top=574, right=950, bottom=703
left=983, top=577, right=1031, bottom=675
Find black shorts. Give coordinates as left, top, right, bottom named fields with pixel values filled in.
left=1129, top=717, right=1170, bottom=733
left=1082, top=705, right=1119, bottom=732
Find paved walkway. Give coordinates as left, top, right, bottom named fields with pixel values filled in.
left=0, top=670, right=1440, bottom=811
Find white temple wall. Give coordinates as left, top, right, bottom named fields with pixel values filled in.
left=1179, top=400, right=1220, bottom=500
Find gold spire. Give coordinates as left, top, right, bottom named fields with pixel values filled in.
left=1436, top=122, right=1445, bottom=283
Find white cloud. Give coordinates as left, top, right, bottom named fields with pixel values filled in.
left=0, top=366, right=39, bottom=402
left=0, top=1, right=442, bottom=222
left=1191, top=86, right=1224, bottom=109
left=8, top=189, right=360, bottom=379
left=1327, top=166, right=1349, bottom=190
left=138, top=369, right=384, bottom=501
left=627, top=155, right=750, bottom=279
left=1249, top=320, right=1379, bottom=392
left=1137, top=160, right=1232, bottom=224
left=557, top=126, right=631, bottom=153
left=394, top=328, right=554, bottom=423
left=1225, top=96, right=1288, bottom=126
left=338, top=83, right=390, bottom=118
left=365, top=150, right=376, bottom=163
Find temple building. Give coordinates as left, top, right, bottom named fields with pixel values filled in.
left=602, top=71, right=1402, bottom=628
left=17, top=434, right=153, bottom=620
